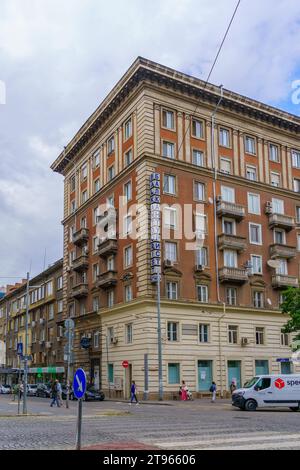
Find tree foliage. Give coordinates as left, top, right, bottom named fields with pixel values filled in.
left=281, top=287, right=300, bottom=344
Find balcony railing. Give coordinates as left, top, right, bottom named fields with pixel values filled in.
left=70, top=283, right=89, bottom=299
left=216, top=199, right=245, bottom=221
left=219, top=267, right=249, bottom=284
left=71, top=254, right=89, bottom=272
left=271, top=274, right=299, bottom=289
left=96, top=270, right=118, bottom=289
left=72, top=228, right=89, bottom=246
left=269, top=244, right=297, bottom=259
left=97, top=238, right=118, bottom=258
left=268, top=213, right=295, bottom=231
left=218, top=234, right=247, bottom=252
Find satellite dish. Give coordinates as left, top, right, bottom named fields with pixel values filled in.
left=267, top=259, right=281, bottom=269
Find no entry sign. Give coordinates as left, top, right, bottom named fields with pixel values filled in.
left=122, top=360, right=129, bottom=368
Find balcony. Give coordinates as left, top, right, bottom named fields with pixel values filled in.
left=268, top=213, right=295, bottom=231
left=71, top=255, right=89, bottom=272
left=96, top=270, right=118, bottom=289
left=271, top=274, right=299, bottom=289
left=70, top=283, right=88, bottom=299
left=218, top=234, right=247, bottom=252
left=97, top=238, right=118, bottom=258
left=219, top=267, right=249, bottom=284
left=269, top=244, right=297, bottom=260
left=216, top=199, right=245, bottom=221
left=72, top=228, right=89, bottom=246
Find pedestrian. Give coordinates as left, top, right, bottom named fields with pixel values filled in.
left=12, top=383, right=18, bottom=401
left=129, top=381, right=139, bottom=405
left=210, top=381, right=217, bottom=402
left=56, top=379, right=63, bottom=407
left=19, top=382, right=24, bottom=400
left=230, top=380, right=237, bottom=395
left=50, top=380, right=60, bottom=407
left=180, top=381, right=188, bottom=401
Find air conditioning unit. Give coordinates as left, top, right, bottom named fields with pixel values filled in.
left=110, top=337, right=118, bottom=345
left=45, top=341, right=52, bottom=349
left=195, top=264, right=204, bottom=272
left=164, top=259, right=173, bottom=267
left=241, top=337, right=249, bottom=346
left=265, top=202, right=273, bottom=214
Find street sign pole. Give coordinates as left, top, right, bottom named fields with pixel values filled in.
left=66, top=328, right=71, bottom=409
left=76, top=398, right=83, bottom=450
left=23, top=272, right=30, bottom=415
left=73, top=368, right=86, bottom=451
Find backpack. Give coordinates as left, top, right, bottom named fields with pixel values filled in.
left=209, top=384, right=216, bottom=393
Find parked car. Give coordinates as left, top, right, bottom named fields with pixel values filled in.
left=73, top=385, right=105, bottom=402
left=27, top=384, right=38, bottom=396
left=36, top=383, right=51, bottom=398
left=0, top=384, right=11, bottom=394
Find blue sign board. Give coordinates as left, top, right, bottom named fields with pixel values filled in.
left=73, top=368, right=87, bottom=399
left=276, top=358, right=291, bottom=363
left=17, top=343, right=23, bottom=356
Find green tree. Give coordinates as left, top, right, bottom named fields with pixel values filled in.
left=281, top=287, right=300, bottom=345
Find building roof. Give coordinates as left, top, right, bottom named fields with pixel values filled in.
left=51, top=57, right=300, bottom=175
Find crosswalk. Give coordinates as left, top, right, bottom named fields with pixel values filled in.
left=151, top=431, right=300, bottom=450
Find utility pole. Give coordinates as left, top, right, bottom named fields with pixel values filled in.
left=23, top=272, right=30, bottom=415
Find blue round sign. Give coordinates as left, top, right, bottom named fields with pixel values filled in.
left=73, top=368, right=87, bottom=399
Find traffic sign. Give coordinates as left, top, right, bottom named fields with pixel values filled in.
left=17, top=343, right=23, bottom=356
left=122, top=360, right=129, bottom=368
left=64, top=318, right=75, bottom=329
left=73, top=368, right=86, bottom=400
left=80, top=337, right=91, bottom=349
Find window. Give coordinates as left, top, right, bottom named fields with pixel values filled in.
left=219, top=128, right=230, bottom=147
left=274, top=229, right=285, bottom=245
left=108, top=291, right=114, bottom=307
left=124, top=118, right=132, bottom=139
left=108, top=165, right=115, bottom=181
left=294, top=178, right=300, bottom=193
left=165, top=242, right=177, bottom=262
left=57, top=300, right=63, bottom=313
left=246, top=166, right=257, bottom=181
left=70, top=174, right=76, bottom=192
left=162, top=141, right=175, bottom=159
left=163, top=174, right=176, bottom=195
left=192, top=149, right=204, bottom=167
left=256, top=327, right=264, bottom=345
left=93, top=264, right=99, bottom=282
left=125, top=285, right=132, bottom=302
left=296, top=207, right=300, bottom=224
left=107, top=256, right=114, bottom=271
left=92, top=297, right=99, bottom=312
left=297, top=234, right=300, bottom=251
left=194, top=181, right=205, bottom=201
left=223, top=218, right=235, bottom=235
left=164, top=207, right=177, bottom=229
left=196, top=247, right=208, bottom=267
left=224, top=250, right=237, bottom=268
left=249, top=223, right=262, bottom=245
left=245, top=136, right=256, bottom=154
left=46, top=281, right=53, bottom=297
left=124, top=181, right=132, bottom=202
left=48, top=304, right=54, bottom=320
left=220, top=158, right=232, bottom=174
left=277, top=259, right=288, bottom=275
left=168, top=363, right=180, bottom=384
left=57, top=276, right=63, bottom=290
left=221, top=186, right=235, bottom=203
left=126, top=324, right=133, bottom=344
left=197, top=285, right=208, bottom=303
left=270, top=172, right=281, bottom=187
left=81, top=216, right=87, bottom=228
left=124, top=148, right=133, bottom=167
left=272, top=198, right=284, bottom=214
left=107, top=136, right=115, bottom=154
left=93, top=331, right=100, bottom=348
left=292, top=150, right=300, bottom=168
left=281, top=332, right=289, bottom=346
left=82, top=190, right=88, bottom=204
left=107, top=195, right=114, bottom=208
left=162, top=110, right=175, bottom=130
left=251, top=255, right=263, bottom=274
left=93, top=207, right=99, bottom=225
left=108, top=364, right=114, bottom=383
left=71, top=200, right=76, bottom=214
left=167, top=322, right=178, bottom=341
left=124, top=245, right=133, bottom=268
left=195, top=213, right=207, bottom=236
left=93, top=236, right=98, bottom=253
left=248, top=193, right=260, bottom=215
left=199, top=324, right=209, bottom=343
left=253, top=291, right=264, bottom=308
left=94, top=179, right=101, bottom=193
left=255, top=377, right=271, bottom=390
left=93, top=150, right=100, bottom=168
left=81, top=164, right=88, bottom=180
left=124, top=214, right=132, bottom=235
left=226, top=288, right=237, bottom=306
left=107, top=327, right=114, bottom=342
left=269, top=144, right=279, bottom=162
left=228, top=325, right=238, bottom=344
left=166, top=282, right=178, bottom=300
left=191, top=119, right=204, bottom=139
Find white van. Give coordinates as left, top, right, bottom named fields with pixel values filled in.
left=232, top=375, right=300, bottom=411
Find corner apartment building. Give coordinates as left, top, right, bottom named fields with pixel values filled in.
left=51, top=57, right=300, bottom=399
left=0, top=259, right=64, bottom=383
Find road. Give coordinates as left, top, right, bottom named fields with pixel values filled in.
left=0, top=395, right=299, bottom=450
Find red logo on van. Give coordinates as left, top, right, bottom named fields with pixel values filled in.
left=275, top=378, right=285, bottom=389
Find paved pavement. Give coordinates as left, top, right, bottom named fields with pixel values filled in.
left=0, top=395, right=299, bottom=450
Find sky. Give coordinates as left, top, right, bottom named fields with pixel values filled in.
left=0, top=0, right=300, bottom=285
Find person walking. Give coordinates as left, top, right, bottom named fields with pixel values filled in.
left=19, top=382, right=24, bottom=400
left=56, top=380, right=63, bottom=407
left=230, top=380, right=237, bottom=395
left=50, top=380, right=60, bottom=407
left=129, top=381, right=139, bottom=405
left=210, top=381, right=217, bottom=403
left=180, top=381, right=188, bottom=401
